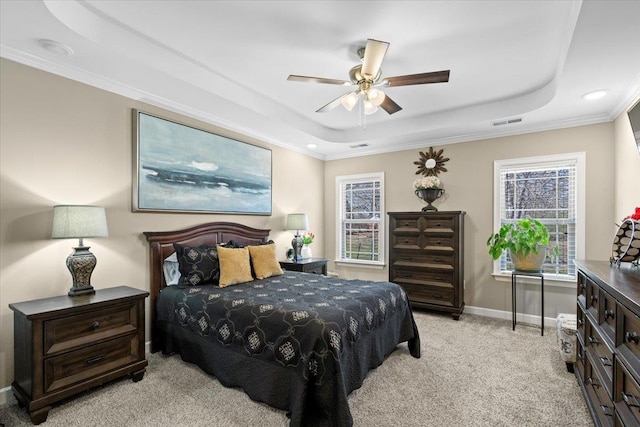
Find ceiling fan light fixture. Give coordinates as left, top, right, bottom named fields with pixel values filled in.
left=366, top=88, right=385, bottom=106
left=363, top=100, right=378, bottom=115
left=341, top=92, right=358, bottom=111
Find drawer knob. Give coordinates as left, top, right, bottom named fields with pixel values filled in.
left=577, top=319, right=584, bottom=327
left=436, top=240, right=441, bottom=245
left=622, top=392, right=640, bottom=409
left=588, top=376, right=600, bottom=388
left=436, top=223, right=442, bottom=227
left=600, top=405, right=613, bottom=417
left=403, top=223, right=410, bottom=226
left=402, top=256, right=413, bottom=261
left=587, top=335, right=599, bottom=346
left=590, top=295, right=598, bottom=305
left=91, top=321, right=100, bottom=330
left=433, top=258, right=443, bottom=262
left=579, top=283, right=586, bottom=291
left=400, top=272, right=412, bottom=278
left=404, top=239, right=409, bottom=243
left=604, top=309, right=615, bottom=320
left=599, top=356, right=612, bottom=367
left=625, top=331, right=639, bottom=345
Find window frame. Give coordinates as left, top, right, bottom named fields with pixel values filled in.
left=492, top=152, right=586, bottom=282
left=335, top=172, right=385, bottom=267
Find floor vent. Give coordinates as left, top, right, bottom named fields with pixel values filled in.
left=492, top=117, right=522, bottom=126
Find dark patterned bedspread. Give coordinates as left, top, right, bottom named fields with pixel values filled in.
left=156, top=271, right=420, bottom=427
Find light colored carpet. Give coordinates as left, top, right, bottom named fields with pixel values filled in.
left=0, top=311, right=593, bottom=426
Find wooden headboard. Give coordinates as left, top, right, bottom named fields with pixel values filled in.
left=143, top=222, right=270, bottom=352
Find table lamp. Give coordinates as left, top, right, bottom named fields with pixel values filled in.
left=286, top=213, right=308, bottom=262
left=52, top=205, right=109, bottom=296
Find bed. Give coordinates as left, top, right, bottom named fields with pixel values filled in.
left=144, top=222, right=420, bottom=427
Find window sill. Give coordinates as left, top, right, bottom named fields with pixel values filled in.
left=334, top=260, right=386, bottom=270
left=492, top=272, right=576, bottom=289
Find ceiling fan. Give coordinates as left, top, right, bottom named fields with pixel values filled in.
left=287, top=38, right=450, bottom=119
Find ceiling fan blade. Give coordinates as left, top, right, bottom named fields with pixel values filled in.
left=316, top=93, right=349, bottom=113
left=380, top=95, right=402, bottom=115
left=287, top=75, right=351, bottom=86
left=361, top=39, right=390, bottom=80
left=383, top=70, right=450, bottom=87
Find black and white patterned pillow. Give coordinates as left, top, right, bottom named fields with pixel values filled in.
left=173, top=243, right=220, bottom=286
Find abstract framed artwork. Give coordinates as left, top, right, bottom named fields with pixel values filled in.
left=132, top=110, right=272, bottom=214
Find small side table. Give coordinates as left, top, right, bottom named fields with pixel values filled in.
left=279, top=258, right=328, bottom=275
left=511, top=270, right=545, bottom=336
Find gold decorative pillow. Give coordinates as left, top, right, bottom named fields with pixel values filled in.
left=217, top=246, right=253, bottom=287
left=248, top=243, right=283, bottom=280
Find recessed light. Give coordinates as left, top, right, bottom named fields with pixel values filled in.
left=307, top=144, right=317, bottom=149
left=582, top=90, right=607, bottom=101
left=37, top=39, right=74, bottom=56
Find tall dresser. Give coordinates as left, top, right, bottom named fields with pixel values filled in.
left=388, top=211, right=465, bottom=320
left=574, top=260, right=640, bottom=427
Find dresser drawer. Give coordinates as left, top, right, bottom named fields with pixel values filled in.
left=576, top=336, right=586, bottom=384
left=399, top=283, right=454, bottom=307
left=392, top=235, right=420, bottom=250
left=585, top=353, right=616, bottom=427
left=577, top=271, right=587, bottom=308
left=586, top=277, right=600, bottom=319
left=422, top=217, right=456, bottom=232
left=600, top=289, right=617, bottom=345
left=392, top=267, right=454, bottom=288
left=586, top=319, right=614, bottom=397
left=422, top=236, right=456, bottom=251
left=44, top=334, right=140, bottom=393
left=392, top=250, right=455, bottom=268
left=617, top=303, right=640, bottom=378
left=392, top=217, right=421, bottom=231
left=615, top=358, right=640, bottom=427
left=44, top=302, right=139, bottom=355
left=577, top=304, right=586, bottom=345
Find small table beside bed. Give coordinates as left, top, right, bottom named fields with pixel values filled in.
left=144, top=222, right=420, bottom=427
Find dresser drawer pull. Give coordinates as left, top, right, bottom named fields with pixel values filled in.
left=587, top=335, right=599, bottom=346
left=403, top=223, right=410, bottom=226
left=434, top=277, right=443, bottom=281
left=590, top=295, right=598, bottom=305
left=91, top=321, right=100, bottom=330
left=404, top=239, right=410, bottom=244
left=579, top=283, right=586, bottom=292
left=599, top=356, right=612, bottom=367
left=399, top=272, right=412, bottom=278
left=85, top=354, right=107, bottom=365
left=436, top=240, right=441, bottom=245
left=622, top=392, right=640, bottom=409
left=436, top=223, right=442, bottom=227
left=577, top=351, right=583, bottom=360
left=577, top=319, right=584, bottom=328
left=625, top=331, right=639, bottom=345
left=432, top=294, right=443, bottom=299
left=401, top=256, right=413, bottom=261
left=432, top=258, right=443, bottom=262
left=604, top=309, right=615, bottom=320
left=588, top=377, right=600, bottom=388
left=600, top=405, right=614, bottom=417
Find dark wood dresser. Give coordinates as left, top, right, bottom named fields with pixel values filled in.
left=9, top=286, right=149, bottom=424
left=574, top=260, right=640, bottom=427
left=388, top=211, right=465, bottom=320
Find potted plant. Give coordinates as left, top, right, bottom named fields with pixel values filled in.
left=413, top=176, right=445, bottom=211
left=486, top=218, right=558, bottom=272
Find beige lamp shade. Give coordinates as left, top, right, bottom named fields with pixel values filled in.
left=286, top=213, right=309, bottom=232
left=52, top=205, right=109, bottom=240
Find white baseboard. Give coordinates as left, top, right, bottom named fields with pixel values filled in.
left=465, top=304, right=558, bottom=329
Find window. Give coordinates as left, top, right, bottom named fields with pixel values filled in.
left=493, top=153, right=585, bottom=280
left=336, top=173, right=384, bottom=265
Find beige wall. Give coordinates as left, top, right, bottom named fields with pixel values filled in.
left=0, top=59, right=324, bottom=392
left=613, top=96, right=640, bottom=220
left=325, top=123, right=615, bottom=319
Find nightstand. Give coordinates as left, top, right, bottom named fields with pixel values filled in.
left=9, top=286, right=149, bottom=424
left=280, top=258, right=328, bottom=275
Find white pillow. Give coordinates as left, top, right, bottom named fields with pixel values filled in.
left=163, top=252, right=181, bottom=286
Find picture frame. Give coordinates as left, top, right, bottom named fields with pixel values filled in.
left=132, top=109, right=272, bottom=215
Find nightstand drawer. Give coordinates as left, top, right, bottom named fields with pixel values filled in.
left=44, top=334, right=140, bottom=393
left=44, top=302, right=139, bottom=355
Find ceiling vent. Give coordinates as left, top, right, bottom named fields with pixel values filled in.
left=350, top=143, right=369, bottom=148
left=491, top=117, right=522, bottom=126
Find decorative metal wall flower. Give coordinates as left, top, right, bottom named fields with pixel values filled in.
left=414, top=147, right=449, bottom=176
